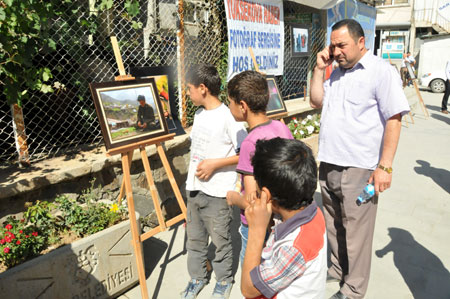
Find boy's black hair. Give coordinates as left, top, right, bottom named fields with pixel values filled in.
left=332, top=19, right=365, bottom=43
left=227, top=70, right=268, bottom=113
left=252, top=138, right=317, bottom=210
left=185, top=64, right=221, bottom=97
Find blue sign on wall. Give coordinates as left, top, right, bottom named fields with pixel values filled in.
left=327, top=0, right=376, bottom=50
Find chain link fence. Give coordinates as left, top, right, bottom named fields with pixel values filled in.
left=0, top=0, right=325, bottom=164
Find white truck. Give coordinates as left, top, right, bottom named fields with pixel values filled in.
left=417, top=34, right=450, bottom=93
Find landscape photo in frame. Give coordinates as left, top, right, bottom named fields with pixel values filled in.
left=266, top=76, right=287, bottom=117
left=89, top=78, right=168, bottom=150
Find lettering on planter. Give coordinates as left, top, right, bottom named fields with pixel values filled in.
left=106, top=262, right=133, bottom=290
left=71, top=263, right=133, bottom=299
left=66, top=245, right=99, bottom=286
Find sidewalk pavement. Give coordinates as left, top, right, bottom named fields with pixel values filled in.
left=119, top=87, right=450, bottom=299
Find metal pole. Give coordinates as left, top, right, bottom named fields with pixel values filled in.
left=177, top=0, right=187, bottom=127
left=11, top=104, right=30, bottom=167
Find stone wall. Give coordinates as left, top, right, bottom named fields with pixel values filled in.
left=0, top=100, right=319, bottom=224
left=0, top=134, right=191, bottom=223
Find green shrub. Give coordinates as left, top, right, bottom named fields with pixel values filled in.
left=0, top=217, right=46, bottom=268
left=0, top=182, right=126, bottom=270
left=287, top=114, right=321, bottom=140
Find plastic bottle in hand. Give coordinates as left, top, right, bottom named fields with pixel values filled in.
left=356, top=183, right=375, bottom=206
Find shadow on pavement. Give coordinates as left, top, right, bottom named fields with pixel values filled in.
left=414, top=160, right=450, bottom=194
left=375, top=228, right=450, bottom=299
left=431, top=113, right=450, bottom=125
left=142, top=222, right=185, bottom=299
left=425, top=104, right=443, bottom=113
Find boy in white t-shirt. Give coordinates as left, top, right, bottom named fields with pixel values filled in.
left=181, top=64, right=247, bottom=299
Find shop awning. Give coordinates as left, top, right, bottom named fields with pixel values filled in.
left=287, top=0, right=339, bottom=10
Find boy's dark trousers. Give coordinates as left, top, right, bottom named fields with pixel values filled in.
left=186, top=190, right=234, bottom=283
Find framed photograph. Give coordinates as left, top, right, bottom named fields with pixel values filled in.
left=89, top=78, right=169, bottom=150
left=290, top=23, right=310, bottom=57
left=130, top=66, right=185, bottom=136
left=266, top=76, right=287, bottom=117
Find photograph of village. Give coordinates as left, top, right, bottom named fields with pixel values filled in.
left=98, top=84, right=163, bottom=143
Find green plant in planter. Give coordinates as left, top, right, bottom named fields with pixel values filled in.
left=0, top=185, right=126, bottom=270
left=0, top=217, right=46, bottom=268
left=287, top=114, right=321, bottom=140
left=23, top=200, right=56, bottom=233
left=55, top=196, right=126, bottom=237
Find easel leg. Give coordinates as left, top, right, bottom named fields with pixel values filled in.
left=402, top=115, right=409, bottom=127
left=118, top=151, right=133, bottom=205
left=156, top=143, right=187, bottom=219
left=122, top=153, right=149, bottom=299
left=140, top=146, right=167, bottom=230
left=413, top=80, right=430, bottom=117
left=409, top=111, right=414, bottom=124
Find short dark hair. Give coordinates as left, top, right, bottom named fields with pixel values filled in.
left=185, top=64, right=221, bottom=97
left=332, top=19, right=364, bottom=42
left=227, top=71, right=268, bottom=113
left=252, top=138, right=317, bottom=210
left=137, top=95, right=145, bottom=102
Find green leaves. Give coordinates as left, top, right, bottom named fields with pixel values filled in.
left=124, top=0, right=139, bottom=17
left=1, top=0, right=142, bottom=106
left=42, top=67, right=51, bottom=82
left=0, top=7, right=6, bottom=21
left=98, top=0, right=113, bottom=10
left=0, top=0, right=59, bottom=105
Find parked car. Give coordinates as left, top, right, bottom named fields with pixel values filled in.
left=419, top=70, right=447, bottom=93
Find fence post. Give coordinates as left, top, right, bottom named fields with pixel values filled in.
left=177, top=0, right=187, bottom=127
left=11, top=104, right=30, bottom=167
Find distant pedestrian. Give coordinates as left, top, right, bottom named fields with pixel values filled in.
left=400, top=52, right=415, bottom=88
left=310, top=19, right=410, bottom=299
left=441, top=60, right=450, bottom=114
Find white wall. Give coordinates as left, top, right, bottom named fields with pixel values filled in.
left=417, top=35, right=450, bottom=77
left=376, top=5, right=411, bottom=26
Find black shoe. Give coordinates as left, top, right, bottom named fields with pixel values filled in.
left=326, top=274, right=340, bottom=283
left=329, top=290, right=350, bottom=299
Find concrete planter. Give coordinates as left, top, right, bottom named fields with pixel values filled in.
left=301, top=134, right=319, bottom=158
left=0, top=214, right=141, bottom=299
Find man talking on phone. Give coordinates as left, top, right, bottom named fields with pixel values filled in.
left=310, top=19, right=410, bottom=299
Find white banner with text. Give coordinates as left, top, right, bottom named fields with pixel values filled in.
left=224, top=0, right=284, bottom=81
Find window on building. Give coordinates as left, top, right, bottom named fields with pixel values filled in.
left=378, top=0, right=409, bottom=6
left=184, top=1, right=210, bottom=25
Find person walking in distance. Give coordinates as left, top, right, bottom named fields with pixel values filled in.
left=441, top=59, right=450, bottom=114
left=310, top=19, right=410, bottom=299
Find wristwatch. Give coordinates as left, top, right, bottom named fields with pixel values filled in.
left=378, top=164, right=393, bottom=174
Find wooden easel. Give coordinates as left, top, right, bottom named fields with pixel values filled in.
left=412, top=79, right=430, bottom=118
left=248, top=47, right=288, bottom=123
left=108, top=36, right=187, bottom=299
